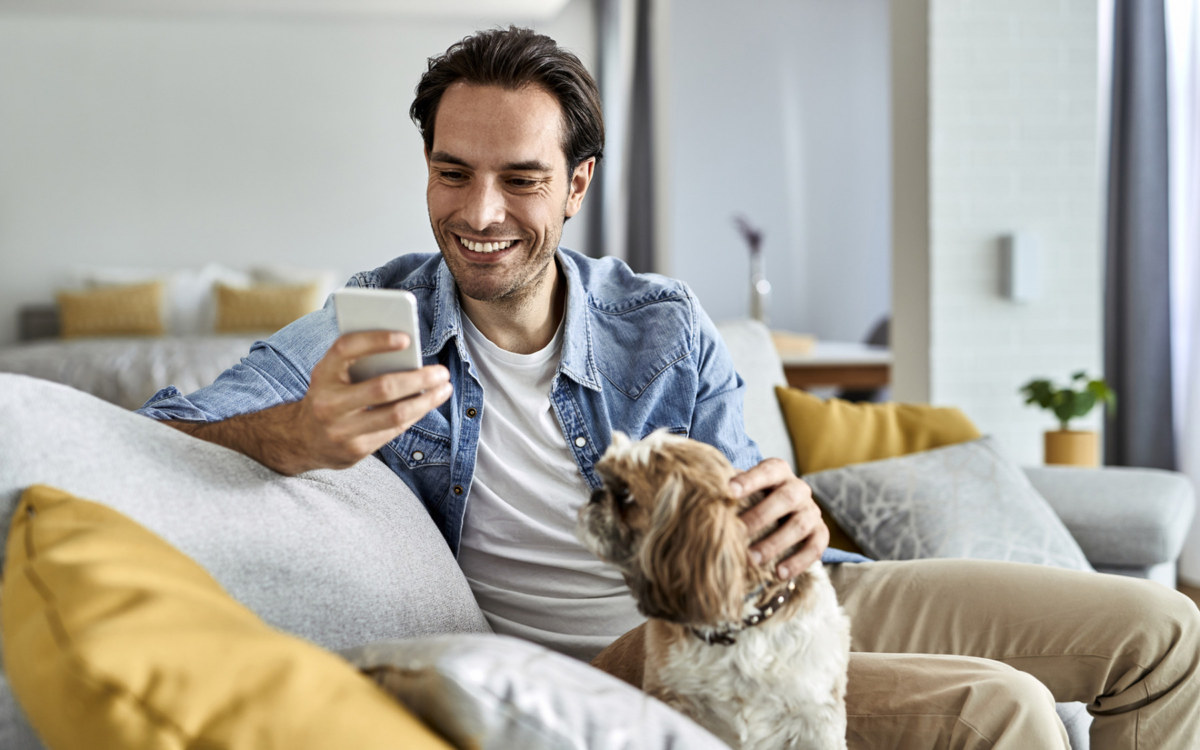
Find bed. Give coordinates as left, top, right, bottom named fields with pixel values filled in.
left=1, top=264, right=337, bottom=410
left=0, top=332, right=260, bottom=410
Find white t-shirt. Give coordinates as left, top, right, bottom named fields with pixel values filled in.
left=456, top=314, right=645, bottom=661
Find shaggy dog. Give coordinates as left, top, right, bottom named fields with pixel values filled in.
left=578, top=431, right=851, bottom=749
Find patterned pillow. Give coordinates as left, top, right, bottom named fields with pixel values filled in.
left=804, top=436, right=1092, bottom=570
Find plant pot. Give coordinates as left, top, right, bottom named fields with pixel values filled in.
left=1044, top=430, right=1099, bottom=467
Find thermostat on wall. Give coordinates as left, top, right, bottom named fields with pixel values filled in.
left=999, top=232, right=1040, bottom=303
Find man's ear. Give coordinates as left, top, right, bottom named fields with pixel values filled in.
left=564, top=157, right=596, bottom=218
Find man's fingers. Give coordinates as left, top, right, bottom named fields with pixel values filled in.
left=736, top=462, right=810, bottom=538
left=729, top=457, right=792, bottom=499
left=305, top=379, right=453, bottom=468
left=342, top=365, right=450, bottom=411
left=773, top=520, right=829, bottom=580
left=328, top=330, right=413, bottom=364
left=357, top=379, right=454, bottom=434
left=748, top=498, right=821, bottom=566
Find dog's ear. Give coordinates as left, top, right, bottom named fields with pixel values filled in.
left=630, top=472, right=748, bottom=626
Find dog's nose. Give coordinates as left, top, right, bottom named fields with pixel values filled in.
left=589, top=489, right=606, bottom=505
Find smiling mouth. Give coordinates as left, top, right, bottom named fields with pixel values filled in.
left=458, top=235, right=517, bottom=254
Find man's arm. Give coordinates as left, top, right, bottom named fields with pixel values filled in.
left=164, top=330, right=452, bottom=476
left=687, top=309, right=829, bottom=579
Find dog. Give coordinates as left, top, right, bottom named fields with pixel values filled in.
left=577, top=430, right=851, bottom=750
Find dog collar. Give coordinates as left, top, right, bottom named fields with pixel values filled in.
left=689, top=578, right=799, bottom=646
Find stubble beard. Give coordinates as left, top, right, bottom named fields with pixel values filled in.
left=432, top=213, right=567, bottom=312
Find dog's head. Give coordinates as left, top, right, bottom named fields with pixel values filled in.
left=577, top=430, right=769, bottom=627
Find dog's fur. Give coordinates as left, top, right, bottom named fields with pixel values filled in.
left=577, top=430, right=851, bottom=750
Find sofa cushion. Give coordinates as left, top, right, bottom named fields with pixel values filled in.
left=804, top=437, right=1092, bottom=571
left=344, top=635, right=729, bottom=749
left=0, top=373, right=489, bottom=651
left=2, top=485, right=453, bottom=750
left=775, top=386, right=981, bottom=474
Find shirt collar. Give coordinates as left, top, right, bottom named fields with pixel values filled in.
left=425, top=248, right=603, bottom=392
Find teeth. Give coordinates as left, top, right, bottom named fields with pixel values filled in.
left=461, top=237, right=515, bottom=254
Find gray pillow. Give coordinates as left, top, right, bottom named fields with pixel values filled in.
left=1, top=373, right=493, bottom=749
left=342, top=634, right=729, bottom=750
left=805, top=436, right=1092, bottom=571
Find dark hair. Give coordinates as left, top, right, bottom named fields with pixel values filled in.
left=410, top=26, right=604, bottom=173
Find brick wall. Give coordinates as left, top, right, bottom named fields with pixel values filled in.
left=895, top=0, right=1102, bottom=466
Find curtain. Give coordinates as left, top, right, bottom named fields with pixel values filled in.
left=1104, top=0, right=1176, bottom=469
left=1167, top=0, right=1200, bottom=586
left=588, top=0, right=656, bottom=273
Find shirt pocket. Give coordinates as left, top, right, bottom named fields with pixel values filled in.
left=385, top=423, right=452, bottom=469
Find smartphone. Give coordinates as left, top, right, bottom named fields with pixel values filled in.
left=332, top=288, right=423, bottom=382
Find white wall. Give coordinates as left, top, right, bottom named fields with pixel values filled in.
left=663, top=0, right=892, bottom=343
left=0, top=3, right=596, bottom=345
left=893, top=0, right=1103, bottom=466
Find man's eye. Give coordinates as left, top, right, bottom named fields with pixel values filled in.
left=438, top=170, right=466, bottom=181
left=508, top=178, right=537, bottom=188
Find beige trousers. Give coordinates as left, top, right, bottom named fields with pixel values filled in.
left=591, top=559, right=1200, bottom=749
left=829, top=559, right=1200, bottom=749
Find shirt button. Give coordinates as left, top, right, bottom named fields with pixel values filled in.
left=466, top=407, right=478, bottom=418
left=453, top=485, right=464, bottom=495
left=411, top=451, right=424, bottom=462
left=574, top=436, right=587, bottom=448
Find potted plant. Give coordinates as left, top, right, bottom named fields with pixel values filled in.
left=1019, top=371, right=1116, bottom=466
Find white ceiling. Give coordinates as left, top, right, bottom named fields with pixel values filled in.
left=0, top=0, right=573, bottom=20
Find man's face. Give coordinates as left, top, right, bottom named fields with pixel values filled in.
left=425, top=82, right=594, bottom=308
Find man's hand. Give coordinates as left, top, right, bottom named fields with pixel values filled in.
left=166, top=330, right=452, bottom=475
left=732, top=458, right=829, bottom=580
left=295, top=330, right=451, bottom=469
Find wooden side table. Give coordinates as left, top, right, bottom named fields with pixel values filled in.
left=771, top=332, right=892, bottom=390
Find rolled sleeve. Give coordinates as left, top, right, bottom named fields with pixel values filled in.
left=136, top=304, right=341, bottom=422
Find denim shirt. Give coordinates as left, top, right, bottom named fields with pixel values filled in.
left=140, top=248, right=864, bottom=564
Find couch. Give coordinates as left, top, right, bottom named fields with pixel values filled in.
left=0, top=318, right=1193, bottom=749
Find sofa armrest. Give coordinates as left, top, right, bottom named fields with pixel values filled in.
left=1022, top=465, right=1195, bottom=569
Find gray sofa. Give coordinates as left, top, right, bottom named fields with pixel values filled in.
left=0, top=319, right=1194, bottom=749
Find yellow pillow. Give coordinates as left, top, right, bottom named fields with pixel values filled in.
left=1, top=485, right=452, bottom=750
left=775, top=387, right=981, bottom=555
left=214, top=281, right=321, bottom=333
left=56, top=280, right=165, bottom=338
left=776, top=386, right=981, bottom=474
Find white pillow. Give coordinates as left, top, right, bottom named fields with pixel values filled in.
left=342, top=634, right=729, bottom=750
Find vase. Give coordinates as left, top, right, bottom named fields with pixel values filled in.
left=749, top=253, right=771, bottom=324
left=1043, top=430, right=1099, bottom=467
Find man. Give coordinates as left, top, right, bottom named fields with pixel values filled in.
left=140, top=27, right=1199, bottom=749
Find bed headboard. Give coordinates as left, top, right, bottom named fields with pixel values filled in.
left=19, top=305, right=59, bottom=342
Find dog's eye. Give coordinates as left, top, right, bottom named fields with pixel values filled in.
left=616, top=486, right=634, bottom=506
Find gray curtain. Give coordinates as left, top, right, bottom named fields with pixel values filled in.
left=589, top=0, right=656, bottom=273
left=1104, top=0, right=1176, bottom=469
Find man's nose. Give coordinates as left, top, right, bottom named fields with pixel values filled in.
left=461, top=178, right=506, bottom=230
